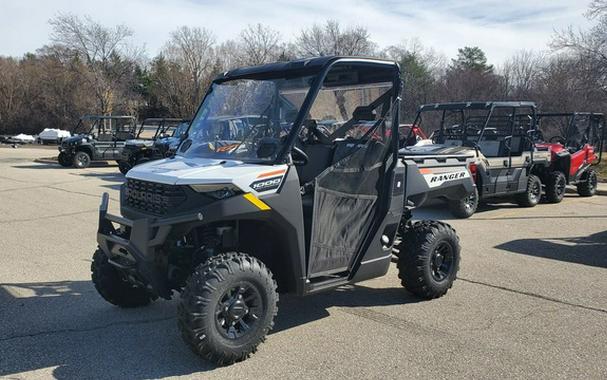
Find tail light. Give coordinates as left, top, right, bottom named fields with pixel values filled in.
left=468, top=162, right=478, bottom=182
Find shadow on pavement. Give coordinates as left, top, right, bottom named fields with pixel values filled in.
left=0, top=279, right=419, bottom=379
left=413, top=199, right=520, bottom=221
left=77, top=171, right=125, bottom=191
left=495, top=230, right=607, bottom=268
left=15, top=160, right=117, bottom=169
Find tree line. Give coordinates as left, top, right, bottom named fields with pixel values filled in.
left=1, top=1, right=606, bottom=135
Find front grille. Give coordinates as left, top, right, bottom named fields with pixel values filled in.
left=124, top=179, right=186, bottom=215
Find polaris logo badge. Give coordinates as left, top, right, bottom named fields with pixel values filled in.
left=125, top=188, right=168, bottom=204
left=424, top=170, right=470, bottom=188
left=250, top=176, right=283, bottom=192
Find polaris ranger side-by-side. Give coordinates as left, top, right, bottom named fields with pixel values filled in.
left=535, top=112, right=604, bottom=201
left=58, top=115, right=137, bottom=168
left=93, top=57, right=462, bottom=365
left=117, top=118, right=190, bottom=174
left=400, top=102, right=551, bottom=216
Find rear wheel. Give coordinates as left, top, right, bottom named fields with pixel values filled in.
left=545, top=171, right=566, bottom=203
left=515, top=174, right=541, bottom=207
left=178, top=252, right=278, bottom=365
left=577, top=169, right=598, bottom=197
left=91, top=249, right=154, bottom=307
left=57, top=152, right=72, bottom=167
left=73, top=151, right=91, bottom=168
left=447, top=187, right=478, bottom=218
left=396, top=221, right=460, bottom=299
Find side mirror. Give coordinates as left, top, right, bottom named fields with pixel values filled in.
left=291, top=146, right=309, bottom=166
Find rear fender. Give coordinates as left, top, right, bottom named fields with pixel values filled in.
left=402, top=157, right=475, bottom=206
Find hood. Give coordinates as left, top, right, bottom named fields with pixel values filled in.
left=399, top=144, right=475, bottom=157
left=62, top=134, right=89, bottom=144
left=125, top=139, right=154, bottom=147
left=127, top=156, right=249, bottom=185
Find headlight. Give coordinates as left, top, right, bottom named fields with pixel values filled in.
left=189, top=184, right=242, bottom=200
left=81, top=138, right=87, bottom=143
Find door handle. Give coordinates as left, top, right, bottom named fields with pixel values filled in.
left=503, top=160, right=508, bottom=167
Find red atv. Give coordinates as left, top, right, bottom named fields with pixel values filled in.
left=398, top=123, right=428, bottom=147
left=535, top=112, right=604, bottom=202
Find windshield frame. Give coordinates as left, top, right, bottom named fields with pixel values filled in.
left=178, top=58, right=401, bottom=165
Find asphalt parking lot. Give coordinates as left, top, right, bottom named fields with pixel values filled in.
left=1, top=146, right=606, bottom=379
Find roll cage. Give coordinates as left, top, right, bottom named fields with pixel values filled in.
left=537, top=112, right=605, bottom=164
left=413, top=101, right=538, bottom=157
left=74, top=115, right=137, bottom=139
left=184, top=57, right=402, bottom=165
left=135, top=118, right=190, bottom=140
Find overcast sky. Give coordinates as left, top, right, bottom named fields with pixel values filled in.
left=0, top=0, right=593, bottom=63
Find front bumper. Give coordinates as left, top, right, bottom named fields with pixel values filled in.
left=58, top=145, right=74, bottom=154
left=96, top=191, right=270, bottom=298
left=97, top=192, right=203, bottom=298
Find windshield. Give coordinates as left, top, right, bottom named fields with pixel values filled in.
left=170, top=122, right=189, bottom=138
left=180, top=76, right=314, bottom=162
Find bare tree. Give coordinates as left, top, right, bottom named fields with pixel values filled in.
left=500, top=50, right=545, bottom=98
left=552, top=4, right=607, bottom=96
left=587, top=0, right=607, bottom=18
left=164, top=26, right=215, bottom=86
left=48, top=13, right=139, bottom=115
left=237, top=24, right=281, bottom=66
left=49, top=13, right=133, bottom=64
left=152, top=27, right=216, bottom=116
left=295, top=20, right=376, bottom=57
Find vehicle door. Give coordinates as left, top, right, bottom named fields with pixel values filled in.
left=306, top=76, right=396, bottom=278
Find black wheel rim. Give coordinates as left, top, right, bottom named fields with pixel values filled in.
left=78, top=154, right=89, bottom=167
left=556, top=176, right=566, bottom=197
left=215, top=281, right=263, bottom=340
left=530, top=180, right=541, bottom=202
left=430, top=242, right=455, bottom=282
left=464, top=191, right=476, bottom=211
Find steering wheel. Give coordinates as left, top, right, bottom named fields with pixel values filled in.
left=549, top=136, right=566, bottom=145
left=291, top=145, right=309, bottom=166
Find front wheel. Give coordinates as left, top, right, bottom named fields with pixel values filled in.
left=577, top=169, right=598, bottom=197
left=178, top=252, right=278, bottom=365
left=117, top=161, right=131, bottom=175
left=447, top=187, right=478, bottom=218
left=73, top=151, right=91, bottom=168
left=57, top=152, right=72, bottom=167
left=515, top=174, right=541, bottom=207
left=91, top=249, right=155, bottom=307
left=545, top=171, right=566, bottom=203
left=397, top=221, right=460, bottom=299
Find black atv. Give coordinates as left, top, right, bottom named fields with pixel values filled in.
left=116, top=118, right=189, bottom=174
left=58, top=115, right=137, bottom=169
left=93, top=57, right=462, bottom=365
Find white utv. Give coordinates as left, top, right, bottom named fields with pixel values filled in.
left=93, top=57, right=462, bottom=365
left=400, top=102, right=552, bottom=217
